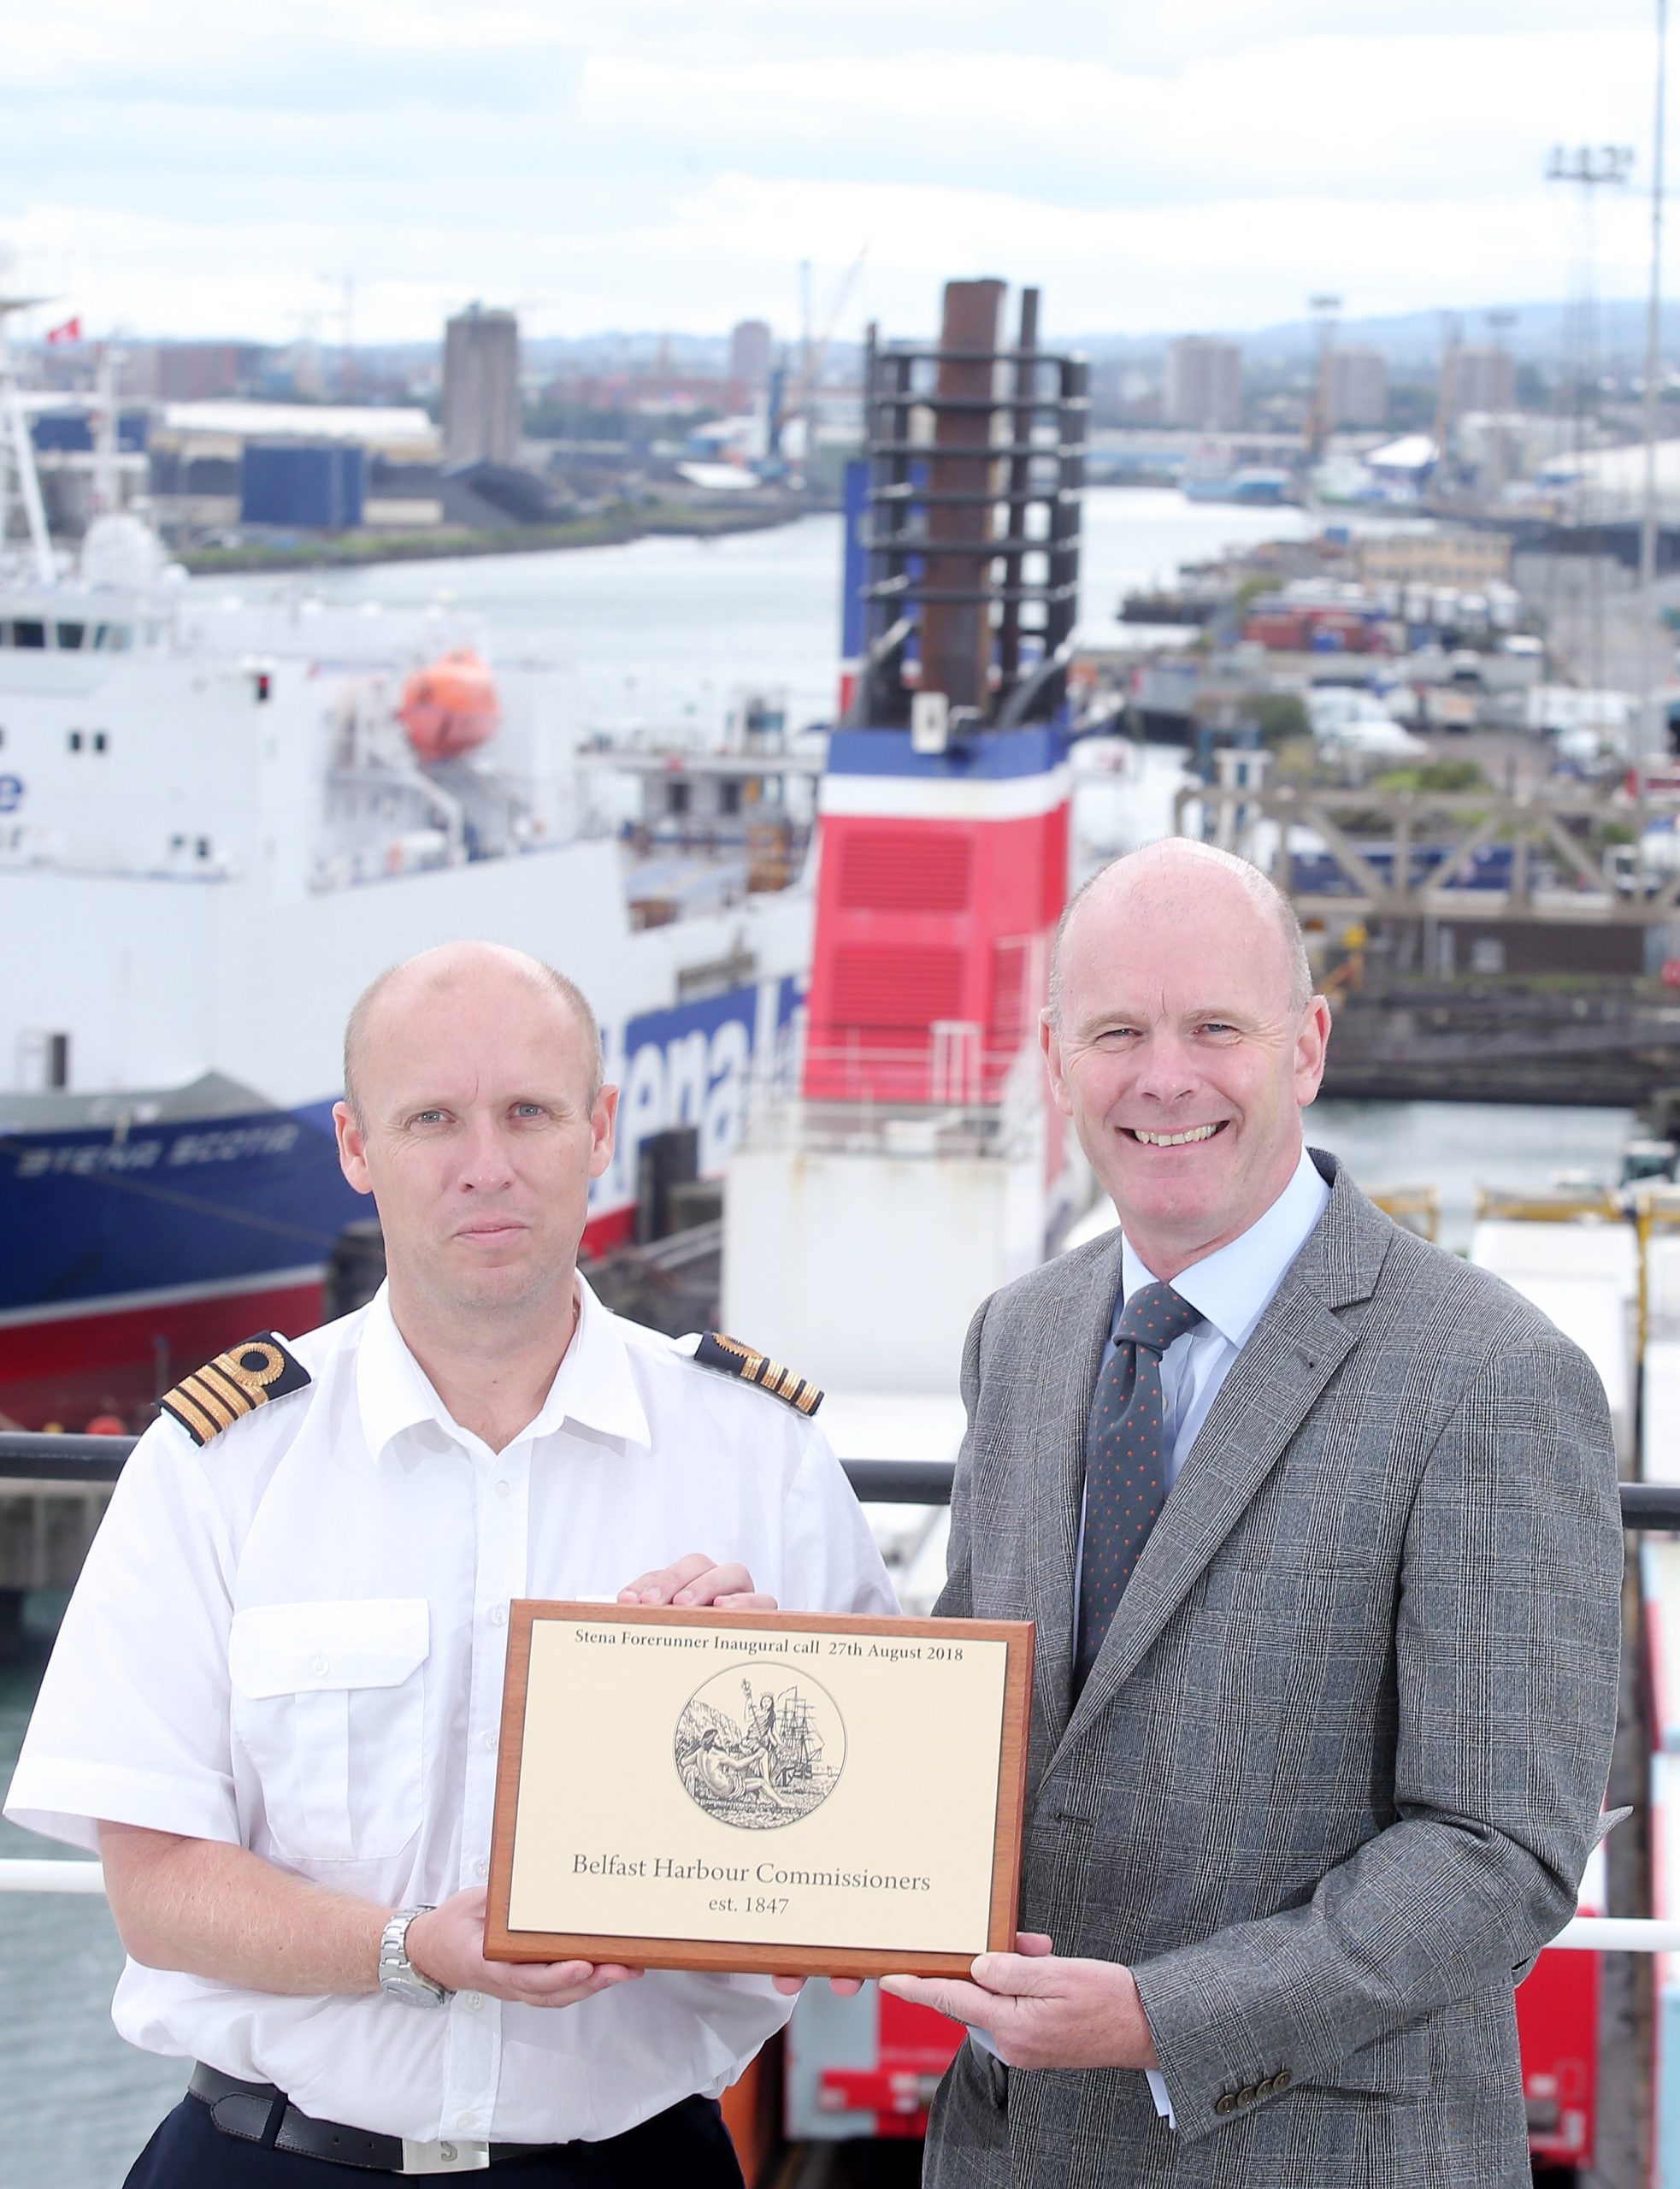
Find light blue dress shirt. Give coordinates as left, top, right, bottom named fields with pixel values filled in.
left=1118, top=1142, right=1334, bottom=1489
left=1081, top=1143, right=1332, bottom=2126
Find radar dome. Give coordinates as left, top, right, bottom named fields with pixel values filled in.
left=81, top=513, right=167, bottom=591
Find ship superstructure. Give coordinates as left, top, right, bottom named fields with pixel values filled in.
left=0, top=396, right=811, bottom=1424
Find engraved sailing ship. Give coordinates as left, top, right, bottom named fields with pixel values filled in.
left=674, top=1663, right=845, bottom=1831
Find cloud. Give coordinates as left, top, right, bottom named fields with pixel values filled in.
left=0, top=0, right=1665, bottom=339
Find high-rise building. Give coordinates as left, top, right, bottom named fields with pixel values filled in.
left=728, top=320, right=773, bottom=399
left=1329, top=346, right=1388, bottom=428
left=1164, top=337, right=1243, bottom=430
left=1453, top=346, right=1518, bottom=416
left=442, top=305, right=521, bottom=467
left=121, top=343, right=269, bottom=402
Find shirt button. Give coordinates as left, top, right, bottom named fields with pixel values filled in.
left=310, top=1655, right=328, bottom=1677
left=474, top=1858, right=488, bottom=1880
left=494, top=1479, right=510, bottom=1499
left=487, top=1603, right=507, bottom=1626
left=480, top=1732, right=496, bottom=1753
left=462, top=1992, right=483, bottom=2012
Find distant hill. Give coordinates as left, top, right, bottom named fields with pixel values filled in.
left=1068, top=301, right=1676, bottom=372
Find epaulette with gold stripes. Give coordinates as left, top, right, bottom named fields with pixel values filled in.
left=159, top=1333, right=312, bottom=1447
left=693, top=1332, right=823, bottom=1416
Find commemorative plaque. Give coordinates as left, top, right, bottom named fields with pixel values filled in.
left=486, top=1603, right=1035, bottom=1978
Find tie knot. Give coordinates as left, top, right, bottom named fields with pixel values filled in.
left=1116, top=1281, right=1203, bottom=1354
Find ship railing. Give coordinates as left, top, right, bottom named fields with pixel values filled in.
left=0, top=1442, right=1673, bottom=1954
left=740, top=1024, right=1046, bottom=1161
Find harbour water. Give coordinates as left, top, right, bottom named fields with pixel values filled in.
left=1, top=488, right=1627, bottom=2185
left=220, top=485, right=1340, bottom=739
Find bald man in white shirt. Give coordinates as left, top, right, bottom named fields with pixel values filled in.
left=8, top=942, right=894, bottom=2188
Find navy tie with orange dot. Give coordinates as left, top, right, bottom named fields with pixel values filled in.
left=1075, top=1281, right=1205, bottom=1694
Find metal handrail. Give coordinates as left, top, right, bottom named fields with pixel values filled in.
left=0, top=1858, right=1649, bottom=1954
left=2, top=1435, right=1672, bottom=1952
left=3, top=1435, right=1680, bottom=1528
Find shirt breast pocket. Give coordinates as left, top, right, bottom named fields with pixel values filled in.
left=230, top=1599, right=429, bottom=1865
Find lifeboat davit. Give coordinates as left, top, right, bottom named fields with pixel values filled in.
left=398, top=647, right=502, bottom=761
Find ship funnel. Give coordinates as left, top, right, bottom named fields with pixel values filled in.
left=847, top=278, right=1086, bottom=736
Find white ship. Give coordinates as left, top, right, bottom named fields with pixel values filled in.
left=0, top=333, right=814, bottom=1426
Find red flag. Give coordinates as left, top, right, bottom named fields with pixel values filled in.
left=44, top=316, right=81, bottom=346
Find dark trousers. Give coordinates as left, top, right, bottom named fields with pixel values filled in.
left=124, top=2089, right=746, bottom=2187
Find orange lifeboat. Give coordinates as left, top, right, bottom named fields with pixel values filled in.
left=398, top=647, right=502, bottom=761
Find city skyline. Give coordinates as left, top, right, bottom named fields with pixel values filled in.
left=0, top=0, right=1668, bottom=346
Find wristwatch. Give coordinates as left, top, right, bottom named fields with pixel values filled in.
left=378, top=1905, right=450, bottom=2008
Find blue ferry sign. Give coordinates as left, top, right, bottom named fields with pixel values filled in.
left=0, top=775, right=22, bottom=813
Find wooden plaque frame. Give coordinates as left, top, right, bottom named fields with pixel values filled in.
left=486, top=1602, right=1035, bottom=1979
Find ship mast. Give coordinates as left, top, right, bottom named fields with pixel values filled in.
left=0, top=298, right=56, bottom=586
left=91, top=341, right=123, bottom=520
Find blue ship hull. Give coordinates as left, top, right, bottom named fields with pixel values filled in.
left=0, top=978, right=797, bottom=1426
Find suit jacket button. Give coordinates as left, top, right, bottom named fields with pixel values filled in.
left=1273, top=2069, right=1293, bottom=2092
left=1214, top=2095, right=1235, bottom=2116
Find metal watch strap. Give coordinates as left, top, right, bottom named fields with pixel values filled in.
left=379, top=1904, right=450, bottom=2007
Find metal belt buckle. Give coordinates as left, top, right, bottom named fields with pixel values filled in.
left=400, top=2138, right=491, bottom=2174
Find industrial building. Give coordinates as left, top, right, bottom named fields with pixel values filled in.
left=1357, top=528, right=1513, bottom=587
left=443, top=305, right=521, bottom=468
left=1329, top=345, right=1388, bottom=428
left=1454, top=345, right=1519, bottom=416
left=1164, top=336, right=1243, bottom=430
left=728, top=320, right=773, bottom=398
left=142, top=401, right=441, bottom=534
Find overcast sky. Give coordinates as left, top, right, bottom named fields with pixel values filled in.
left=0, top=0, right=1666, bottom=349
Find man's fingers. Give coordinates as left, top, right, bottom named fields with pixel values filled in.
left=617, top=1553, right=771, bottom=1607
left=771, top=1973, right=865, bottom=1998
left=879, top=1973, right=995, bottom=2026
left=714, top=1590, right=778, bottom=1612
left=617, top=1552, right=712, bottom=1605
left=970, top=1950, right=1064, bottom=1997
left=1015, top=1932, right=1055, bottom=1956
left=673, top=1562, right=756, bottom=1607
left=508, top=1961, right=642, bottom=2003
left=509, top=1958, right=596, bottom=1991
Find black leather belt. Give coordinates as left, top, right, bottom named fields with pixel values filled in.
left=189, top=2063, right=560, bottom=2172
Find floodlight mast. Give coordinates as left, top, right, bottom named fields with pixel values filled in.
left=1637, top=0, right=1670, bottom=799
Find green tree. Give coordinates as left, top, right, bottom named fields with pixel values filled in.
left=1252, top=692, right=1311, bottom=746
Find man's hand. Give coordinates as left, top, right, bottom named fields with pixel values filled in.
left=406, top=1890, right=642, bottom=2009
left=880, top=1933, right=1159, bottom=2072
left=617, top=1551, right=775, bottom=1610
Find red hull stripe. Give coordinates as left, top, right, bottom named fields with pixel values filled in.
left=0, top=1206, right=640, bottom=1427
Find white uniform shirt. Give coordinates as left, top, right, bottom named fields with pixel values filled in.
left=6, top=1278, right=897, bottom=2147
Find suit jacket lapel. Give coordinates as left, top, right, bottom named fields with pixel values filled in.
left=1025, top=1230, right=1123, bottom=1785
left=1048, top=1157, right=1393, bottom=1763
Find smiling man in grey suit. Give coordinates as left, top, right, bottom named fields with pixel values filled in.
left=884, top=840, right=1623, bottom=2188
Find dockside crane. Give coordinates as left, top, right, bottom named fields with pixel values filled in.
left=774, top=245, right=869, bottom=469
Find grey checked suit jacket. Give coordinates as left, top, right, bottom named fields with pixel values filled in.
left=924, top=1152, right=1623, bottom=2189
